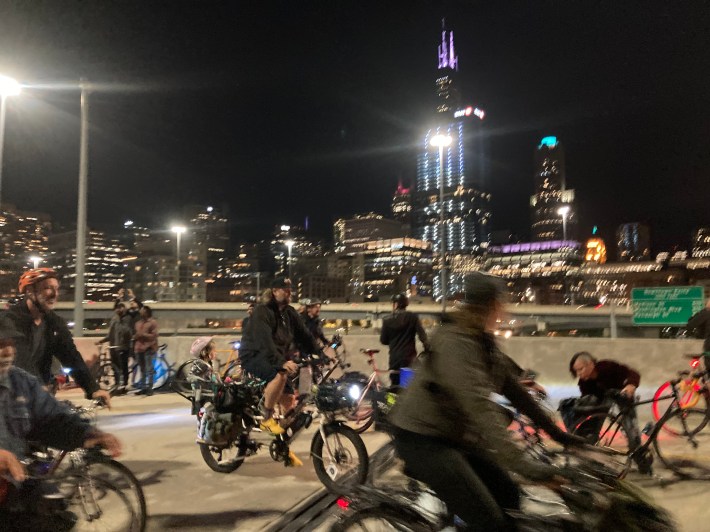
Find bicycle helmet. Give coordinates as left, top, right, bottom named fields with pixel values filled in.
left=18, top=268, right=58, bottom=293
left=190, top=336, right=214, bottom=357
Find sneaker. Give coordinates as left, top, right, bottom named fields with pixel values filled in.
left=286, top=450, right=303, bottom=467
left=259, top=417, right=285, bottom=435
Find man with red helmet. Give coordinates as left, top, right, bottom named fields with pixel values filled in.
left=1, top=268, right=111, bottom=406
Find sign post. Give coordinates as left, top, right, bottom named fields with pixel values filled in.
left=631, top=287, right=705, bottom=326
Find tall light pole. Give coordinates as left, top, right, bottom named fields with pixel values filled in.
left=285, top=239, right=295, bottom=280
left=0, top=74, right=21, bottom=211
left=430, top=133, right=452, bottom=313
left=558, top=205, right=570, bottom=242
left=172, top=225, right=186, bottom=301
left=73, top=81, right=90, bottom=337
left=30, top=256, right=41, bottom=269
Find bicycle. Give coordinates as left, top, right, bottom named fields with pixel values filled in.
left=93, top=344, right=122, bottom=394
left=127, top=343, right=175, bottom=391
left=340, top=348, right=391, bottom=433
left=573, top=363, right=710, bottom=479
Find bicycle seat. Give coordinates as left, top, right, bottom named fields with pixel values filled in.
left=360, top=348, right=380, bottom=355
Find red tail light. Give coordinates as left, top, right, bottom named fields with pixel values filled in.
left=336, top=498, right=350, bottom=510
left=691, top=358, right=700, bottom=369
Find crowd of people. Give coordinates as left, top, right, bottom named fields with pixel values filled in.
left=1, top=266, right=708, bottom=528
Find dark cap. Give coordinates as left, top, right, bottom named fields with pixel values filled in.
left=391, top=293, right=409, bottom=308
left=0, top=317, right=23, bottom=341
left=461, top=272, right=507, bottom=306
left=271, top=277, right=292, bottom=289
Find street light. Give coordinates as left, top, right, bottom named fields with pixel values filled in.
left=430, top=133, right=453, bottom=313
left=285, top=239, right=295, bottom=280
left=29, top=256, right=42, bottom=269
left=172, top=226, right=186, bottom=301
left=0, top=74, right=21, bottom=210
left=557, top=205, right=571, bottom=241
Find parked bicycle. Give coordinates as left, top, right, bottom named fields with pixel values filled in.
left=126, top=343, right=174, bottom=391
left=93, top=343, right=122, bottom=395
left=573, top=359, right=710, bottom=479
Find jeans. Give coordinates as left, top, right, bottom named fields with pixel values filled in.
left=137, top=349, right=155, bottom=393
left=393, top=427, right=518, bottom=531
left=110, top=348, right=129, bottom=386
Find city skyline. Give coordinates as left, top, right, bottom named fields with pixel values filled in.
left=0, top=2, right=708, bottom=251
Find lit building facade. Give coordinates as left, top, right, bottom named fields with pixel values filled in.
left=391, top=180, right=413, bottom=229
left=616, top=223, right=650, bottom=261
left=585, top=237, right=608, bottom=264
left=530, top=136, right=577, bottom=241
left=333, top=214, right=407, bottom=254
left=692, top=227, right=710, bottom=258
left=412, top=21, right=491, bottom=300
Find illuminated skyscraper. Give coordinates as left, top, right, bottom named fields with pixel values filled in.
left=391, top=180, right=412, bottom=229
left=617, top=223, right=650, bottom=261
left=530, top=136, right=577, bottom=241
left=412, top=20, right=491, bottom=299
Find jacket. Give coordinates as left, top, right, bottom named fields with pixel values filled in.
left=240, top=298, right=319, bottom=367
left=688, top=308, right=710, bottom=351
left=1, top=300, right=99, bottom=398
left=100, top=314, right=132, bottom=350
left=390, top=321, right=554, bottom=480
left=578, top=360, right=641, bottom=400
left=302, top=313, right=327, bottom=345
left=380, top=310, right=429, bottom=363
left=133, top=318, right=158, bottom=353
left=0, top=367, right=91, bottom=458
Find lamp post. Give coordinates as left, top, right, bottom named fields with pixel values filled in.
left=30, top=256, right=41, bottom=269
left=0, top=74, right=20, bottom=210
left=172, top=225, right=186, bottom=301
left=557, top=205, right=570, bottom=242
left=430, top=133, right=452, bottom=312
left=285, top=239, right=295, bottom=280
left=73, top=81, right=90, bottom=336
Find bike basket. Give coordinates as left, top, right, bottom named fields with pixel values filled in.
left=214, top=383, right=253, bottom=413
left=315, top=381, right=357, bottom=412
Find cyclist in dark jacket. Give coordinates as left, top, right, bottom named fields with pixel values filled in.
left=688, top=299, right=710, bottom=351
left=380, top=293, right=429, bottom=386
left=300, top=299, right=328, bottom=347
left=1, top=269, right=110, bottom=406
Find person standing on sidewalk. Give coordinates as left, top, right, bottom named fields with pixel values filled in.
left=380, top=293, right=430, bottom=387
left=96, top=302, right=132, bottom=393
left=133, top=305, right=159, bottom=396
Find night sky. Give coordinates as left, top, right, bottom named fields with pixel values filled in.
left=1, top=1, right=709, bottom=255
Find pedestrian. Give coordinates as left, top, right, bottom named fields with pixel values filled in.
left=133, top=305, right=159, bottom=396
left=96, top=302, right=133, bottom=393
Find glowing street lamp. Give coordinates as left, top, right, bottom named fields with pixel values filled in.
left=172, top=226, right=187, bottom=300
left=0, top=74, right=21, bottom=209
left=557, top=205, right=571, bottom=241
left=30, top=256, right=42, bottom=269
left=430, top=133, right=452, bottom=312
left=285, top=239, right=295, bottom=280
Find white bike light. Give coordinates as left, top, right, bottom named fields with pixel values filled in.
left=349, top=384, right=361, bottom=400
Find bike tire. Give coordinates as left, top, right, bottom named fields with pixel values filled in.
left=652, top=381, right=709, bottom=435
left=172, top=359, right=198, bottom=394
left=572, top=412, right=625, bottom=448
left=311, top=424, right=369, bottom=494
left=653, top=407, right=710, bottom=478
left=96, top=363, right=121, bottom=394
left=331, top=505, right=435, bottom=532
left=199, top=442, right=246, bottom=474
left=152, top=358, right=170, bottom=390
left=60, top=457, right=147, bottom=532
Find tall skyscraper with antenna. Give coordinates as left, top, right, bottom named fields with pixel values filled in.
left=412, top=20, right=491, bottom=300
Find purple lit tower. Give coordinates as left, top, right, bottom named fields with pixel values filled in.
left=412, top=19, right=491, bottom=300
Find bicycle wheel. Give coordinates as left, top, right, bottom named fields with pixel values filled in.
left=573, top=413, right=626, bottom=450
left=652, top=381, right=709, bottom=435
left=311, top=424, right=368, bottom=494
left=96, top=363, right=120, bottom=394
left=199, top=441, right=246, bottom=474
left=151, top=358, right=170, bottom=390
left=172, top=359, right=197, bottom=394
left=58, top=459, right=146, bottom=531
left=654, top=407, right=710, bottom=478
left=332, top=506, right=434, bottom=532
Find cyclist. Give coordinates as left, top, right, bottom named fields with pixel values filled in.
left=1, top=268, right=111, bottom=407
left=0, top=317, right=122, bottom=525
left=380, top=293, right=430, bottom=387
left=389, top=272, right=582, bottom=531
left=239, top=277, right=320, bottom=464
left=242, top=301, right=255, bottom=332
left=95, top=302, right=133, bottom=393
left=562, top=351, right=653, bottom=474
left=300, top=299, right=328, bottom=347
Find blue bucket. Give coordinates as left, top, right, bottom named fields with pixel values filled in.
left=399, top=367, right=415, bottom=388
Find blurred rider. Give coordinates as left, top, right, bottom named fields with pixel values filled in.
left=390, top=272, right=582, bottom=531
left=2, top=268, right=111, bottom=406
left=380, top=293, right=429, bottom=387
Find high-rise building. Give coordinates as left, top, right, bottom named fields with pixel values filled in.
left=412, top=20, right=491, bottom=300
left=530, top=136, right=577, bottom=241
left=692, top=227, right=710, bottom=258
left=616, top=223, right=651, bottom=262
left=333, top=213, right=407, bottom=254
left=48, top=229, right=129, bottom=301
left=0, top=204, right=52, bottom=297
left=391, top=180, right=412, bottom=230
left=184, top=205, right=229, bottom=281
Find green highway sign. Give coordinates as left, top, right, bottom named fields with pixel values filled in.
left=631, top=286, right=705, bottom=326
